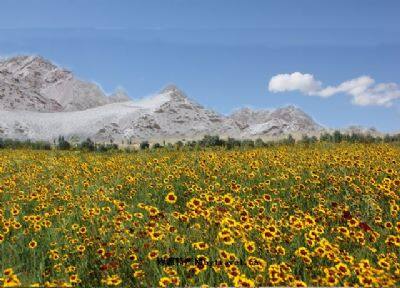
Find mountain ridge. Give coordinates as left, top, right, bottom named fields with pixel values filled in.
left=0, top=55, right=130, bottom=112
left=0, top=55, right=386, bottom=143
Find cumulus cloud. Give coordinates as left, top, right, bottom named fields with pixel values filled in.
left=268, top=72, right=321, bottom=95
left=268, top=72, right=400, bottom=107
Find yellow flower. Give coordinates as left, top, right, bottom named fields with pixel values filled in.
left=3, top=268, right=14, bottom=276
left=28, top=240, right=38, bottom=249
left=295, top=247, right=310, bottom=258
left=246, top=256, right=267, bottom=272
left=292, top=280, right=307, bottom=287
left=69, top=274, right=80, bottom=284
left=133, top=270, right=145, bottom=278
left=335, top=262, right=351, bottom=277
left=170, top=276, right=180, bottom=286
left=218, top=228, right=235, bottom=245
left=192, top=241, right=209, bottom=250
left=377, top=258, right=390, bottom=270
left=76, top=245, right=86, bottom=252
left=3, top=274, right=21, bottom=287
left=101, top=274, right=122, bottom=286
left=244, top=241, right=256, bottom=253
left=233, top=274, right=255, bottom=287
left=165, top=192, right=177, bottom=204
left=147, top=250, right=159, bottom=260
left=158, top=277, right=171, bottom=288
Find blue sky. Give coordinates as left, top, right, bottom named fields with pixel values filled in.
left=1, top=0, right=399, bottom=132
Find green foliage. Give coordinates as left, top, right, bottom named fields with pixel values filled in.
left=285, top=134, right=296, bottom=145
left=241, top=139, right=255, bottom=148
left=96, top=143, right=119, bottom=152
left=319, top=131, right=390, bottom=144
left=199, top=135, right=224, bottom=147
left=0, top=131, right=399, bottom=153
left=254, top=138, right=265, bottom=147
left=152, top=143, right=162, bottom=149
left=0, top=138, right=51, bottom=150
left=174, top=140, right=184, bottom=149
left=79, top=138, right=95, bottom=151
left=57, top=136, right=71, bottom=150
left=225, top=137, right=241, bottom=150
left=140, top=141, right=150, bottom=150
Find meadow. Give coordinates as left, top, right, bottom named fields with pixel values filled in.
left=0, top=143, right=399, bottom=287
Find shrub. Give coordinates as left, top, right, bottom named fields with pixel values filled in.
left=80, top=138, right=95, bottom=151
left=140, top=141, right=150, bottom=150
left=152, top=143, right=162, bottom=149
left=57, top=136, right=71, bottom=150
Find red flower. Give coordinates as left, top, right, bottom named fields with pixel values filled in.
left=342, top=211, right=351, bottom=220
left=359, top=222, right=372, bottom=232
left=100, top=264, right=108, bottom=271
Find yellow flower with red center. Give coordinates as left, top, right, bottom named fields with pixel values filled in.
left=133, top=270, right=145, bottom=278
left=244, top=241, right=256, bottom=253
left=192, top=241, right=209, bottom=250
left=378, top=258, right=391, bottom=270
left=165, top=192, right=177, bottom=204
left=233, top=274, right=255, bottom=288
left=246, top=256, right=267, bottom=272
left=335, top=262, right=351, bottom=277
left=101, top=274, right=122, bottom=286
left=147, top=250, right=159, bottom=260
left=69, top=274, right=80, bottom=284
left=158, top=277, right=171, bottom=288
left=28, top=240, right=37, bottom=249
left=292, top=280, right=307, bottom=287
left=218, top=228, right=235, bottom=245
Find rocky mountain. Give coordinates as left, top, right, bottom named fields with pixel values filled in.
left=337, top=126, right=383, bottom=137
left=0, top=84, right=324, bottom=143
left=0, top=55, right=327, bottom=143
left=230, top=106, right=323, bottom=137
left=109, top=88, right=131, bottom=103
left=0, top=55, right=129, bottom=112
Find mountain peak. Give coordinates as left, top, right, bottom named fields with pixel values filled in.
left=0, top=54, right=115, bottom=112
left=283, top=104, right=297, bottom=110
left=160, top=84, right=189, bottom=102
left=1, top=55, right=58, bottom=71
left=109, top=88, right=130, bottom=102
left=160, top=84, right=181, bottom=93
left=0, top=54, right=327, bottom=141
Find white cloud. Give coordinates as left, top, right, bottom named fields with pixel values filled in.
left=268, top=72, right=321, bottom=95
left=268, top=72, right=400, bottom=107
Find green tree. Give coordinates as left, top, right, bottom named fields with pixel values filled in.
left=140, top=141, right=150, bottom=150
left=57, top=136, right=71, bottom=150
left=254, top=138, right=265, bottom=147
left=80, top=138, right=95, bottom=151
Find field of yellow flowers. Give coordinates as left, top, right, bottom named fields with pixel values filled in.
left=0, top=143, right=399, bottom=287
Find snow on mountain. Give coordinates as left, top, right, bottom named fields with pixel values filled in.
left=0, top=55, right=329, bottom=143
left=109, top=88, right=131, bottom=103
left=337, top=125, right=383, bottom=137
left=230, top=105, right=323, bottom=137
left=0, top=90, right=172, bottom=142
left=0, top=55, right=130, bottom=112
left=0, top=84, right=323, bottom=143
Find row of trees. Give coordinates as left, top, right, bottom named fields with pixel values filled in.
left=0, top=131, right=399, bottom=152
left=144, top=132, right=400, bottom=150
left=0, top=138, right=52, bottom=150
left=318, top=131, right=400, bottom=144
left=0, top=136, right=119, bottom=152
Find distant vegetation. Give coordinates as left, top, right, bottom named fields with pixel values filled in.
left=0, top=131, right=400, bottom=152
